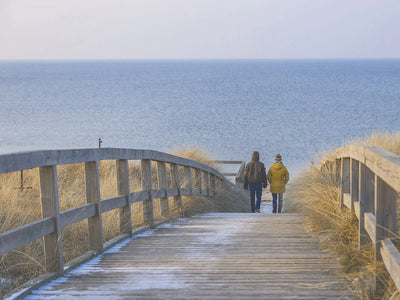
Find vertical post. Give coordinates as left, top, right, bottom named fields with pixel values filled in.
left=350, top=158, right=359, bottom=213
left=157, top=161, right=169, bottom=219
left=170, top=163, right=182, bottom=210
left=340, top=158, right=350, bottom=208
left=184, top=166, right=193, bottom=195
left=210, top=174, right=216, bottom=196
left=359, top=164, right=375, bottom=247
left=194, top=168, right=202, bottom=195
left=375, top=176, right=397, bottom=258
left=141, top=160, right=154, bottom=227
left=39, top=166, right=63, bottom=273
left=202, top=171, right=210, bottom=196
left=116, top=159, right=132, bottom=235
left=85, top=161, right=103, bottom=252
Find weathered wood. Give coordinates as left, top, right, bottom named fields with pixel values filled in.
left=60, top=204, right=96, bottom=228
left=157, top=161, right=169, bottom=219
left=39, top=166, right=63, bottom=273
left=116, top=159, right=132, bottom=235
left=358, top=164, right=375, bottom=247
left=141, top=160, right=154, bottom=227
left=170, top=163, right=182, bottom=210
left=85, top=161, right=103, bottom=252
left=183, top=166, right=193, bottom=194
left=364, top=212, right=376, bottom=245
left=194, top=168, right=202, bottom=194
left=381, top=239, right=400, bottom=292
left=0, top=218, right=54, bottom=255
left=350, top=158, right=359, bottom=213
left=202, top=171, right=210, bottom=196
left=26, top=213, right=353, bottom=299
left=100, top=195, right=128, bottom=212
left=343, top=193, right=351, bottom=210
left=340, top=158, right=350, bottom=208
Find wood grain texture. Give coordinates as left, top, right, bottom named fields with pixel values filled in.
left=25, top=213, right=354, bottom=300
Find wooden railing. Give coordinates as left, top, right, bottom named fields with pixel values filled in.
left=211, top=160, right=246, bottom=189
left=324, top=145, right=400, bottom=291
left=0, top=148, right=232, bottom=298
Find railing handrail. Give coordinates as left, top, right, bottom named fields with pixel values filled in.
left=0, top=147, right=238, bottom=299
left=323, top=144, right=400, bottom=293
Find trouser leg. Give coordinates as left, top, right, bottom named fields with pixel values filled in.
left=278, top=193, right=283, bottom=213
left=255, top=186, right=262, bottom=210
left=272, top=193, right=277, bottom=213
left=250, top=187, right=256, bottom=213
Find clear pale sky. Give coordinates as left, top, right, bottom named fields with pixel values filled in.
left=1, top=0, right=399, bottom=60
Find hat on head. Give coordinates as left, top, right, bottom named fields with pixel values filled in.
left=275, top=153, right=282, bottom=161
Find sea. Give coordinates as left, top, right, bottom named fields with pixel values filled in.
left=0, top=59, right=399, bottom=176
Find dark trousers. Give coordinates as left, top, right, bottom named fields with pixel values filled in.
left=250, top=185, right=262, bottom=212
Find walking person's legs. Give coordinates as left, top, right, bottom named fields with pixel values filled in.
left=272, top=193, right=277, bottom=213
left=249, top=186, right=256, bottom=213
left=255, top=186, right=262, bottom=213
left=278, top=193, right=283, bottom=213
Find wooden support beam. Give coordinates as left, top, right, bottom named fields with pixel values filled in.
left=116, top=159, right=132, bottom=235
left=157, top=161, right=169, bottom=219
left=141, top=160, right=154, bottom=227
left=85, top=161, right=103, bottom=252
left=340, top=158, right=350, bottom=208
left=359, top=164, right=375, bottom=247
left=184, top=166, right=193, bottom=195
left=170, top=163, right=182, bottom=211
left=194, top=168, right=202, bottom=195
left=350, top=158, right=359, bottom=213
left=39, top=166, right=63, bottom=273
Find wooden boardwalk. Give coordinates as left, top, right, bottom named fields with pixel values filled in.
left=24, top=212, right=353, bottom=299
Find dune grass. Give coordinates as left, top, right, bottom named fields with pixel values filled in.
left=286, top=130, right=400, bottom=299
left=0, top=147, right=248, bottom=295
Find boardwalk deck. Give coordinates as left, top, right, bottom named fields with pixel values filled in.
left=24, top=212, right=353, bottom=299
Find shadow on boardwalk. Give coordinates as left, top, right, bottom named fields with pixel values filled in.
left=24, top=207, right=354, bottom=300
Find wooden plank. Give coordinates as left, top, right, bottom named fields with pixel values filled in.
left=364, top=212, right=376, bottom=245
left=340, top=158, right=350, bottom=208
left=26, top=213, right=353, bottom=299
left=157, top=161, right=169, bottom=219
left=85, top=161, right=103, bottom=252
left=381, top=239, right=400, bottom=292
left=39, top=166, right=63, bottom=273
left=130, top=191, right=149, bottom=203
left=170, top=163, right=182, bottom=210
left=353, top=201, right=360, bottom=220
left=100, top=195, right=127, bottom=213
left=343, top=193, right=351, bottom=210
left=0, top=218, right=54, bottom=255
left=59, top=204, right=96, bottom=228
left=350, top=158, right=359, bottom=213
left=141, top=160, right=154, bottom=227
left=116, top=159, right=132, bottom=235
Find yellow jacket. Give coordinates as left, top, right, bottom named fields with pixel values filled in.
left=267, top=162, right=289, bottom=193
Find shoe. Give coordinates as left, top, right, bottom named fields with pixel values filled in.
left=255, top=209, right=260, bottom=213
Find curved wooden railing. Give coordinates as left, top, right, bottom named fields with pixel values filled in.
left=324, top=145, right=400, bottom=292
left=0, top=148, right=234, bottom=297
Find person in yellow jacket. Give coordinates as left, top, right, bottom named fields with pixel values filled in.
left=267, top=154, right=289, bottom=213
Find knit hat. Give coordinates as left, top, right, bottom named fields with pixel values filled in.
left=275, top=153, right=282, bottom=161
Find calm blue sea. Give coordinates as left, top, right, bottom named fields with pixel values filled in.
left=0, top=59, right=399, bottom=175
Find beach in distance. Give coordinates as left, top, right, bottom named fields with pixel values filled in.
left=0, top=59, right=399, bottom=175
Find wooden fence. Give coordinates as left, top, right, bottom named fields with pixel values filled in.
left=324, top=145, right=400, bottom=292
left=0, top=148, right=235, bottom=298
left=211, top=160, right=246, bottom=189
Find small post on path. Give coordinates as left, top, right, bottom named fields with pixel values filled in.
left=98, top=138, right=102, bottom=148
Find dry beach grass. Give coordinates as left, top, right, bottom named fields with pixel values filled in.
left=286, top=131, right=400, bottom=299
left=0, top=147, right=248, bottom=295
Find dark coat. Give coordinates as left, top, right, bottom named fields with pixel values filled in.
left=244, top=151, right=268, bottom=189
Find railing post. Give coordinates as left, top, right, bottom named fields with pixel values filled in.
left=210, top=174, right=216, bottom=196
left=350, top=158, right=359, bottom=213
left=157, top=161, right=169, bottom=219
left=39, top=165, right=63, bottom=273
left=375, top=176, right=397, bottom=260
left=184, top=166, right=193, bottom=195
left=141, top=160, right=154, bottom=227
left=202, top=171, right=210, bottom=196
left=359, top=163, right=375, bottom=248
left=116, top=159, right=132, bottom=236
left=340, top=158, right=350, bottom=208
left=170, top=163, right=182, bottom=211
left=85, top=161, right=103, bottom=253
left=194, top=168, right=202, bottom=194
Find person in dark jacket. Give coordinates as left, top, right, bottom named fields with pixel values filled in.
left=244, top=151, right=268, bottom=213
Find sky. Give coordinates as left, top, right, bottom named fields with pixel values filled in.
left=0, top=0, right=399, bottom=60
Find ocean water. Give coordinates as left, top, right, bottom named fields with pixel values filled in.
left=0, top=59, right=399, bottom=175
